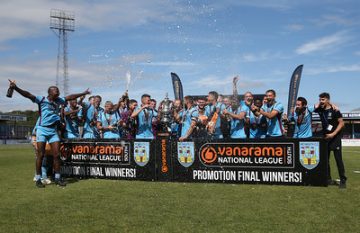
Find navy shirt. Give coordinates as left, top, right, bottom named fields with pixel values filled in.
left=315, top=107, right=342, bottom=135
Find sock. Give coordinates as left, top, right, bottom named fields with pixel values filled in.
left=35, top=175, right=41, bottom=181
left=55, top=173, right=61, bottom=180
left=41, top=166, right=47, bottom=179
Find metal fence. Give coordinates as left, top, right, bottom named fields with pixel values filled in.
left=0, top=124, right=32, bottom=139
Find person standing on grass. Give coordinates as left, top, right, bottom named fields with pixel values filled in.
left=96, top=101, right=121, bottom=139
left=131, top=94, right=156, bottom=139
left=174, top=96, right=199, bottom=141
left=8, top=80, right=90, bottom=188
left=259, top=89, right=284, bottom=137
left=82, top=95, right=103, bottom=139
left=222, top=97, right=248, bottom=139
left=31, top=118, right=53, bottom=185
left=314, top=92, right=347, bottom=189
left=171, top=99, right=183, bottom=139
left=283, top=97, right=315, bottom=139
left=205, top=91, right=226, bottom=139
left=120, top=99, right=139, bottom=140
left=247, top=98, right=267, bottom=139
left=63, top=99, right=82, bottom=139
left=149, top=98, right=159, bottom=138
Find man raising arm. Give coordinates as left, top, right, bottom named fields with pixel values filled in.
left=9, top=80, right=90, bottom=188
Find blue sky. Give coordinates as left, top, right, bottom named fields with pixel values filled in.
left=1, top=0, right=359, bottom=112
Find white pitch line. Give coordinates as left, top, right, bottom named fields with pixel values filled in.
left=343, top=150, right=360, bottom=154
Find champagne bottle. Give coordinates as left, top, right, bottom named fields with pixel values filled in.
left=6, top=87, right=14, bottom=98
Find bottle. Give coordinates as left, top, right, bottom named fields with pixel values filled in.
left=6, top=87, right=14, bottom=98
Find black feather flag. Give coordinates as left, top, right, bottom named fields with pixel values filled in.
left=171, top=72, right=184, bottom=101
left=287, top=65, right=303, bottom=115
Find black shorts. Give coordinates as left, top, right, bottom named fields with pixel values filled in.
left=328, top=134, right=342, bottom=151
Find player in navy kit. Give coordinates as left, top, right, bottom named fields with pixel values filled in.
left=314, top=92, right=346, bottom=188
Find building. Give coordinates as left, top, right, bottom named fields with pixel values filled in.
left=0, top=114, right=31, bottom=140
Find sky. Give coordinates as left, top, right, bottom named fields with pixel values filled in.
left=0, top=0, right=360, bottom=112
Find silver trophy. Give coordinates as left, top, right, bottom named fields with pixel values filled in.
left=159, top=93, right=173, bottom=133
left=160, top=93, right=173, bottom=124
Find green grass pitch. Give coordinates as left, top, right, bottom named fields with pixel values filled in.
left=0, top=145, right=359, bottom=233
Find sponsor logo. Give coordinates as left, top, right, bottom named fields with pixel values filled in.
left=134, top=142, right=150, bottom=167
left=200, top=146, right=217, bottom=164
left=299, top=141, right=320, bottom=170
left=177, top=142, right=195, bottom=168
left=161, top=139, right=169, bottom=173
left=198, top=142, right=294, bottom=168
left=60, top=144, right=69, bottom=161
left=70, top=144, right=126, bottom=155
left=60, top=142, right=130, bottom=164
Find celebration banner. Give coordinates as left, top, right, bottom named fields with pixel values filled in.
left=60, top=138, right=328, bottom=186
left=171, top=138, right=328, bottom=186
left=60, top=139, right=156, bottom=181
